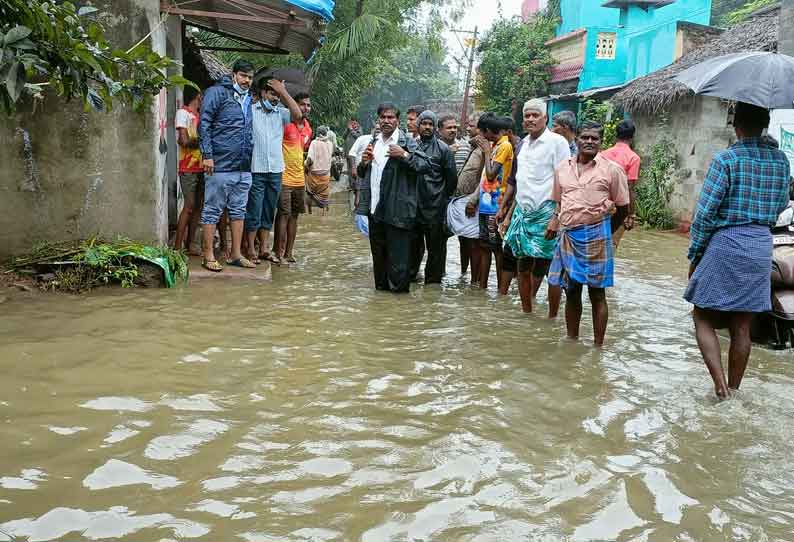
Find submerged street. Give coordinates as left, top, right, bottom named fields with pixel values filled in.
left=2, top=206, right=794, bottom=541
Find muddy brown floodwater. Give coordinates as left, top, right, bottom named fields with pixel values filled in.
left=2, top=204, right=794, bottom=541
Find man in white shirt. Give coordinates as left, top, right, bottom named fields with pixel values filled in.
left=355, top=103, right=431, bottom=293
left=500, top=98, right=571, bottom=315
left=348, top=121, right=380, bottom=207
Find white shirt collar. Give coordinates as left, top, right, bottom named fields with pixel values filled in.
left=377, top=130, right=399, bottom=146
left=525, top=128, right=552, bottom=145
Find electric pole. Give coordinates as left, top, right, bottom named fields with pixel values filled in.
left=453, top=26, right=478, bottom=131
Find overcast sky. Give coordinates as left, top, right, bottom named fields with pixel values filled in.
left=443, top=0, right=525, bottom=87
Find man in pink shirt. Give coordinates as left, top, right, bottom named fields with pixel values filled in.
left=545, top=121, right=630, bottom=346
left=601, top=120, right=641, bottom=247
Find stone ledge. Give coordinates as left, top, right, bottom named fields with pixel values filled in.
left=187, top=256, right=272, bottom=282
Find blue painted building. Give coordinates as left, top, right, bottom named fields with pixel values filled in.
left=546, top=0, right=715, bottom=118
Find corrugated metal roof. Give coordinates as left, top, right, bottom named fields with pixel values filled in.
left=161, top=0, right=329, bottom=59
left=548, top=83, right=627, bottom=101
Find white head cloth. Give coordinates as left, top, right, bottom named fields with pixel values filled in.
left=523, top=98, right=547, bottom=116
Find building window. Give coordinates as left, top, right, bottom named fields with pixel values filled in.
left=596, top=32, right=617, bottom=60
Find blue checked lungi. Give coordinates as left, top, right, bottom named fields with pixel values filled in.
left=548, top=217, right=614, bottom=289
left=684, top=224, right=772, bottom=312
left=503, top=200, right=558, bottom=260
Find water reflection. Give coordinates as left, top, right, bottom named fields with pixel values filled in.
left=2, top=208, right=794, bottom=541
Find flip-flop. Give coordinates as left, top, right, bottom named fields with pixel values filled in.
left=267, top=254, right=283, bottom=265
left=286, top=256, right=297, bottom=264
left=202, top=259, right=223, bottom=272
left=248, top=255, right=262, bottom=265
left=227, top=257, right=256, bottom=269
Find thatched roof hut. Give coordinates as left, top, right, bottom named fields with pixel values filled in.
left=613, top=6, right=779, bottom=114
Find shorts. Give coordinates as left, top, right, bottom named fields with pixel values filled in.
left=279, top=185, right=306, bottom=216
left=200, top=171, right=252, bottom=224
left=179, top=172, right=204, bottom=208
left=502, top=245, right=550, bottom=277
left=479, top=213, right=501, bottom=251
left=502, top=244, right=517, bottom=273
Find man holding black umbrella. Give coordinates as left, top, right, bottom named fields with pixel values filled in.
left=685, top=102, right=791, bottom=399
left=673, top=52, right=794, bottom=397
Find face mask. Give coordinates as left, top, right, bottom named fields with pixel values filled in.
left=233, top=82, right=246, bottom=95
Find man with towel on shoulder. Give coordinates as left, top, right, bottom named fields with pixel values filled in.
left=501, top=98, right=571, bottom=316
left=305, top=125, right=335, bottom=215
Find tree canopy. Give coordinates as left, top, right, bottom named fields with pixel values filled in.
left=356, top=36, right=459, bottom=127
left=474, top=13, right=557, bottom=116
left=195, top=0, right=463, bottom=128
left=0, top=0, right=189, bottom=115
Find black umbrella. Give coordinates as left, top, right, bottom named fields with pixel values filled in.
left=253, top=67, right=308, bottom=96
left=674, top=52, right=794, bottom=109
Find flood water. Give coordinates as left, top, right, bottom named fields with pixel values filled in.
left=3, top=203, right=794, bottom=541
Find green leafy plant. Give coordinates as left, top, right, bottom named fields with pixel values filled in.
left=578, top=99, right=618, bottom=148
left=0, top=0, right=195, bottom=114
left=7, top=237, right=189, bottom=292
left=636, top=134, right=677, bottom=230
left=720, top=0, right=776, bottom=26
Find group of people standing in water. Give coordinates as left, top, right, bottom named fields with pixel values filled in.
left=176, top=57, right=792, bottom=400
left=353, top=97, right=792, bottom=401
left=353, top=99, right=637, bottom=348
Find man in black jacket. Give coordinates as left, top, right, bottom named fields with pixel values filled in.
left=410, top=110, right=458, bottom=283
left=356, top=103, right=431, bottom=293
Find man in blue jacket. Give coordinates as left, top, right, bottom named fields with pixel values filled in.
left=199, top=59, right=255, bottom=271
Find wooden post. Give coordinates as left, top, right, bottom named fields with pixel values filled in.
left=460, top=26, right=478, bottom=131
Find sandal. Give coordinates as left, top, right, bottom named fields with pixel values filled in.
left=268, top=254, right=284, bottom=265
left=202, top=259, right=223, bottom=272
left=286, top=256, right=297, bottom=264
left=248, top=254, right=262, bottom=265
left=226, top=257, right=257, bottom=269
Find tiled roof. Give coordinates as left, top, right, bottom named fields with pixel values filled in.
left=549, top=62, right=583, bottom=83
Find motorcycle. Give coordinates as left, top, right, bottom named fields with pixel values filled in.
left=751, top=202, right=794, bottom=349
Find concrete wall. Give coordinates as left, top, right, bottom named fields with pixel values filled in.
left=579, top=26, right=627, bottom=91
left=674, top=23, right=722, bottom=61
left=557, top=0, right=619, bottom=36
left=632, top=96, right=734, bottom=228
left=0, top=0, right=167, bottom=258
left=559, top=0, right=712, bottom=93
left=623, top=0, right=712, bottom=82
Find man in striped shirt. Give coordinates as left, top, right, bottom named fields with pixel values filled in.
left=438, top=114, right=470, bottom=174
